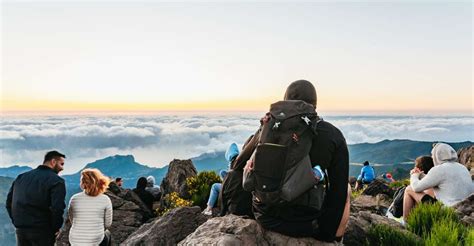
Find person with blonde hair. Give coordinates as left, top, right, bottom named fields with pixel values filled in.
left=68, top=168, right=113, bottom=246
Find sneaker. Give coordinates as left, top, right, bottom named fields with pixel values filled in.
left=202, top=208, right=212, bottom=216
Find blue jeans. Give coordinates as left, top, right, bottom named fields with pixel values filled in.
left=207, top=183, right=222, bottom=207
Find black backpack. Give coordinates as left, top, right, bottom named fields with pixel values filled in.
left=243, top=100, right=325, bottom=209
left=389, top=186, right=406, bottom=218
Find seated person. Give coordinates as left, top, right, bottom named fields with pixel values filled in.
left=202, top=143, right=239, bottom=215
left=403, top=143, right=474, bottom=221
left=382, top=172, right=395, bottom=183
left=133, top=177, right=154, bottom=211
left=387, top=156, right=433, bottom=219
left=355, top=161, right=375, bottom=190
left=145, top=175, right=161, bottom=201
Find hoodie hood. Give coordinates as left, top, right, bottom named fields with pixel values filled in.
left=146, top=175, right=155, bottom=187
left=431, top=143, right=458, bottom=166
left=283, top=80, right=317, bottom=108
left=225, top=143, right=240, bottom=162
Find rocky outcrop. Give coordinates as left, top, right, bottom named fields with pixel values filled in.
left=453, top=193, right=474, bottom=226
left=122, top=206, right=207, bottom=246
left=344, top=211, right=406, bottom=246
left=362, top=179, right=394, bottom=197
left=179, top=214, right=334, bottom=246
left=351, top=194, right=391, bottom=215
left=457, top=146, right=473, bottom=179
left=160, top=159, right=197, bottom=199
left=56, top=186, right=155, bottom=245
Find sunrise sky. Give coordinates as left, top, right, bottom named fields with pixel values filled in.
left=1, top=1, right=472, bottom=113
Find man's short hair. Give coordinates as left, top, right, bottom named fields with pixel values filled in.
left=115, top=177, right=122, bottom=182
left=43, top=150, right=66, bottom=164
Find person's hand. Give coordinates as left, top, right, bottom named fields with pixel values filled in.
left=244, top=159, right=254, bottom=173
left=55, top=230, right=61, bottom=240
left=410, top=167, right=421, bottom=175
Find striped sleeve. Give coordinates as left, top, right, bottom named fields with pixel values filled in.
left=104, top=196, right=113, bottom=229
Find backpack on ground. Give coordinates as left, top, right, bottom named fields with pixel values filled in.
left=243, top=100, right=325, bottom=209
left=388, top=186, right=406, bottom=218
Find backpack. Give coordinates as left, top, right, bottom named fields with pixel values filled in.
left=388, top=186, right=406, bottom=218
left=219, top=169, right=253, bottom=218
left=244, top=100, right=325, bottom=209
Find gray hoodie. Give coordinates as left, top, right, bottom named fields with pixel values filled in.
left=410, top=143, right=474, bottom=206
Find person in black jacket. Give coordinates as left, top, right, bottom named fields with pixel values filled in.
left=6, top=150, right=67, bottom=246
left=243, top=80, right=351, bottom=242
left=133, top=177, right=154, bottom=211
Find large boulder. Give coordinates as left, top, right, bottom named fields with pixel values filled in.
left=457, top=146, right=473, bottom=179
left=344, top=211, right=406, bottom=246
left=122, top=206, right=207, bottom=246
left=453, top=193, right=474, bottom=226
left=160, top=159, right=197, bottom=199
left=362, top=179, right=394, bottom=197
left=56, top=188, right=155, bottom=245
left=179, top=214, right=335, bottom=246
left=351, top=194, right=391, bottom=215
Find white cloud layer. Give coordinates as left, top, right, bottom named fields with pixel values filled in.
left=1, top=114, right=472, bottom=174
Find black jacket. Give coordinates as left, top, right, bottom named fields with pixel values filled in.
left=6, top=165, right=66, bottom=233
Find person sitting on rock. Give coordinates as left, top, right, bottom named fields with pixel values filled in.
left=145, top=175, right=161, bottom=202
left=381, top=172, right=395, bottom=183
left=68, top=168, right=113, bottom=246
left=202, top=143, right=239, bottom=216
left=133, top=177, right=155, bottom=211
left=355, top=161, right=375, bottom=190
left=403, top=143, right=474, bottom=221
left=242, top=80, right=351, bottom=243
left=387, top=156, right=433, bottom=219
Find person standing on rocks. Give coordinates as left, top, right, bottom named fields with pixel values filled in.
left=68, top=168, right=113, bottom=246
left=242, top=80, right=351, bottom=243
left=6, top=150, right=67, bottom=246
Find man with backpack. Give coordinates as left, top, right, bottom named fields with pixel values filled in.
left=242, top=80, right=351, bottom=242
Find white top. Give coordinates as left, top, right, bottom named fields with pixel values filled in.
left=68, top=192, right=113, bottom=246
left=410, top=143, right=474, bottom=206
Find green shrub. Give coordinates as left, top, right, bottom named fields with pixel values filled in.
left=351, top=188, right=364, bottom=199
left=366, top=224, right=421, bottom=246
left=424, top=220, right=463, bottom=246
left=186, top=171, right=222, bottom=209
left=389, top=179, right=410, bottom=189
left=407, top=202, right=459, bottom=238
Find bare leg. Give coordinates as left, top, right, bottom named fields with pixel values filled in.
left=336, top=184, right=351, bottom=237
left=403, top=185, right=427, bottom=220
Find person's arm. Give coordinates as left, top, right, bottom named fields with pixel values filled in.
left=104, top=197, right=113, bottom=229
left=410, top=167, right=442, bottom=193
left=231, top=128, right=261, bottom=171
left=6, top=180, right=15, bottom=221
left=67, top=198, right=73, bottom=224
left=318, top=139, right=349, bottom=241
left=360, top=167, right=366, bottom=180
left=50, top=180, right=66, bottom=233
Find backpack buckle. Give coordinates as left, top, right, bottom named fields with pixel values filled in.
left=301, top=116, right=311, bottom=125
left=273, top=122, right=281, bottom=130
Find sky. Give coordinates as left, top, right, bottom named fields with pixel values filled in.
left=1, top=114, right=473, bottom=173
left=1, top=1, right=472, bottom=113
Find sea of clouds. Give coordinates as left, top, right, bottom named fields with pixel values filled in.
left=1, top=114, right=472, bottom=174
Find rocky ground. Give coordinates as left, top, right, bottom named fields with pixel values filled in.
left=57, top=146, right=474, bottom=245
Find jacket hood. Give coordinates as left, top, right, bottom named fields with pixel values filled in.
left=225, top=143, right=240, bottom=162
left=283, top=80, right=317, bottom=108
left=431, top=143, right=458, bottom=166
left=146, top=175, right=155, bottom=187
